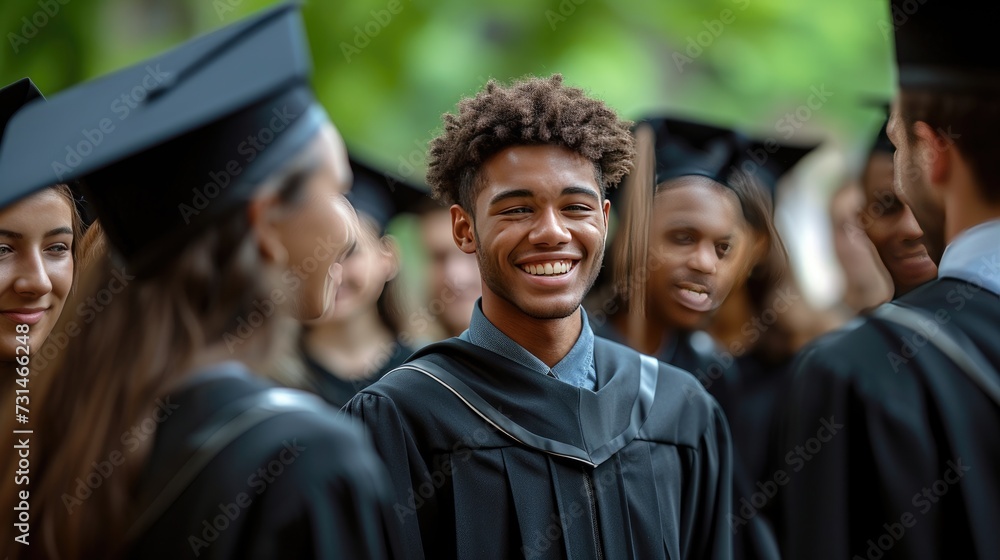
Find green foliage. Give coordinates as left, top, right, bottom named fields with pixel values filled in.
left=2, top=0, right=894, bottom=179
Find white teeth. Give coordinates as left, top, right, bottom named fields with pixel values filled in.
left=521, top=261, right=572, bottom=276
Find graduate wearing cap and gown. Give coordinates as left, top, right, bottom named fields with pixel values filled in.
left=345, top=75, right=733, bottom=560
left=0, top=79, right=85, bottom=535
left=0, top=6, right=400, bottom=560
left=773, top=1, right=1000, bottom=558
left=595, top=117, right=812, bottom=414
left=300, top=155, right=428, bottom=408
left=594, top=116, right=815, bottom=560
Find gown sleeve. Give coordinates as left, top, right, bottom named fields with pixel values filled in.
left=685, top=395, right=735, bottom=560
left=343, top=391, right=434, bottom=560
left=236, top=415, right=404, bottom=560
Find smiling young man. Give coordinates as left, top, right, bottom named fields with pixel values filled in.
left=773, top=2, right=1000, bottom=559
left=345, top=75, right=733, bottom=559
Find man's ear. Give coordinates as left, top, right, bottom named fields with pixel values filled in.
left=248, top=193, right=289, bottom=265
left=602, top=197, right=611, bottom=241
left=912, top=120, right=952, bottom=187
left=452, top=204, right=477, bottom=255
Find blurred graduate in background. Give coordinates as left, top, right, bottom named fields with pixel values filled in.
left=775, top=0, right=1000, bottom=556
left=826, top=178, right=893, bottom=320
left=0, top=6, right=401, bottom=558
left=300, top=155, right=427, bottom=408
left=408, top=194, right=482, bottom=343
left=593, top=117, right=792, bottom=393
left=857, top=112, right=937, bottom=298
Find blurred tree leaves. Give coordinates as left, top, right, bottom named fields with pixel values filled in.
left=2, top=0, right=894, bottom=179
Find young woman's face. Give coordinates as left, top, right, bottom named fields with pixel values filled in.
left=273, top=123, right=359, bottom=322
left=327, top=217, right=396, bottom=322
left=0, top=189, right=74, bottom=361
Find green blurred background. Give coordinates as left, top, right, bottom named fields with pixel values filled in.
left=1, top=0, right=897, bottom=307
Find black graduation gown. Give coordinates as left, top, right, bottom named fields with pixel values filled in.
left=775, top=278, right=1000, bottom=560
left=127, top=362, right=401, bottom=559
left=590, top=321, right=740, bottom=410
left=303, top=341, right=416, bottom=408
left=591, top=320, right=779, bottom=560
left=344, top=336, right=733, bottom=560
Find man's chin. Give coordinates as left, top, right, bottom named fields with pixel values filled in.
left=518, top=302, right=581, bottom=321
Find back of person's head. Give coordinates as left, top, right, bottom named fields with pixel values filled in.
left=0, top=7, right=358, bottom=557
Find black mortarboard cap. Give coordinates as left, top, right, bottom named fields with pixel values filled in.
left=348, top=154, right=436, bottom=234
left=869, top=102, right=893, bottom=156
left=0, top=3, right=329, bottom=274
left=637, top=116, right=816, bottom=201
left=890, top=0, right=1000, bottom=91
left=0, top=78, right=46, bottom=207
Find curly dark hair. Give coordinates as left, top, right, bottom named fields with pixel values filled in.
left=426, top=74, right=635, bottom=213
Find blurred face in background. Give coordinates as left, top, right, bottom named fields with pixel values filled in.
left=419, top=207, right=480, bottom=336
left=0, top=189, right=75, bottom=361
left=860, top=152, right=937, bottom=295
left=327, top=216, right=397, bottom=323
left=886, top=106, right=947, bottom=264
left=644, top=176, right=752, bottom=332
left=829, top=183, right=890, bottom=293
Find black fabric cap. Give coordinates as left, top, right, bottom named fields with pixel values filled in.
left=0, top=78, right=46, bottom=207
left=0, top=3, right=328, bottom=272
left=870, top=115, right=894, bottom=156
left=348, top=154, right=435, bottom=234
left=638, top=116, right=816, bottom=201
left=890, top=0, right=1000, bottom=91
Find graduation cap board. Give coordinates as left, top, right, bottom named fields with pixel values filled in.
left=0, top=78, right=46, bottom=207
left=347, top=154, right=435, bottom=235
left=610, top=115, right=816, bottom=313
left=638, top=116, right=816, bottom=202
left=0, top=3, right=329, bottom=275
left=891, top=0, right=1000, bottom=91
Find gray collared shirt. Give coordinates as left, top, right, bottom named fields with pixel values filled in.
left=938, top=218, right=1000, bottom=296
left=459, top=299, right=597, bottom=390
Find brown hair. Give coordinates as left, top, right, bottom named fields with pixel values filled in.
left=426, top=74, right=635, bottom=213
left=3, top=163, right=315, bottom=560
left=899, top=89, right=1000, bottom=202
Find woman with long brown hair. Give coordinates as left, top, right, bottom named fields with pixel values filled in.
left=0, top=79, right=83, bottom=369
left=0, top=6, right=399, bottom=560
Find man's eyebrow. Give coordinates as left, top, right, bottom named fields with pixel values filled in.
left=561, top=185, right=600, bottom=202
left=488, top=189, right=533, bottom=206
left=488, top=186, right=601, bottom=206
